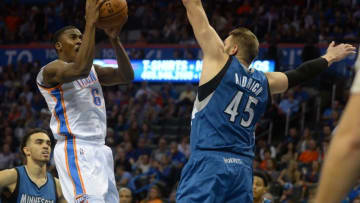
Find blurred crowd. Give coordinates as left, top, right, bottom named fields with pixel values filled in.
left=1, top=0, right=360, bottom=202
left=0, top=58, right=355, bottom=202
left=1, top=0, right=360, bottom=45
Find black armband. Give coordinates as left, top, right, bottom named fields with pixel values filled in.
left=285, top=57, right=328, bottom=89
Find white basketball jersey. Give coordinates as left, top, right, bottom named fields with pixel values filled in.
left=37, top=65, right=107, bottom=143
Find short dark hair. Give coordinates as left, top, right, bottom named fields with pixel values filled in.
left=254, top=170, right=269, bottom=187
left=20, top=128, right=51, bottom=157
left=229, top=27, right=259, bottom=64
left=52, top=25, right=77, bottom=44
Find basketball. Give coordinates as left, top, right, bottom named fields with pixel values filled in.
left=97, top=0, right=128, bottom=29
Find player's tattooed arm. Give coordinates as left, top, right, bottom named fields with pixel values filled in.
left=0, top=169, right=17, bottom=193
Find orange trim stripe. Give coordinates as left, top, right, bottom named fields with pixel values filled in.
left=73, top=137, right=87, bottom=193
left=64, top=138, right=76, bottom=196
left=46, top=89, right=61, bottom=136
left=59, top=87, right=73, bottom=136
left=58, top=87, right=87, bottom=195
left=37, top=83, right=62, bottom=91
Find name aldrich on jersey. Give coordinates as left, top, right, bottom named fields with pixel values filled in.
left=235, top=73, right=263, bottom=96
left=19, top=194, right=54, bottom=203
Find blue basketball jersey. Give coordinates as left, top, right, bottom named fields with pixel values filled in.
left=190, top=56, right=269, bottom=158
left=5, top=166, right=57, bottom=203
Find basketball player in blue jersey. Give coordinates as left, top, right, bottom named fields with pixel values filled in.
left=253, top=171, right=272, bottom=203
left=0, top=129, right=65, bottom=203
left=177, top=0, right=356, bottom=202
left=36, top=0, right=134, bottom=202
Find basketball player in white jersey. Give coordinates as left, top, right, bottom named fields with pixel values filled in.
left=36, top=0, right=134, bottom=202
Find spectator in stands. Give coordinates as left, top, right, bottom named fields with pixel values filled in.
left=177, top=83, right=196, bottom=106
left=140, top=123, right=155, bottom=142
left=115, top=146, right=132, bottom=172
left=298, top=139, right=319, bottom=164
left=279, top=91, right=300, bottom=116
left=304, top=161, right=320, bottom=188
left=116, top=165, right=133, bottom=188
left=177, top=136, right=190, bottom=159
left=119, top=187, right=133, bottom=203
left=266, top=159, right=280, bottom=182
left=322, top=100, right=342, bottom=121
left=293, top=86, right=309, bottom=102
left=115, top=114, right=129, bottom=135
left=278, top=160, right=301, bottom=188
left=152, top=137, right=169, bottom=163
left=279, top=142, right=298, bottom=169
left=134, top=154, right=151, bottom=174
left=318, top=124, right=332, bottom=143
left=287, top=127, right=300, bottom=146
left=0, top=143, right=16, bottom=169
left=260, top=149, right=272, bottom=170
left=297, top=127, right=312, bottom=153
left=140, top=184, right=163, bottom=203
left=134, top=138, right=152, bottom=161
left=156, top=154, right=177, bottom=192
left=136, top=82, right=155, bottom=99
left=259, top=139, right=276, bottom=160
left=169, top=141, right=186, bottom=169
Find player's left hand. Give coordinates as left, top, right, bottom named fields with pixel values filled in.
left=103, top=26, right=123, bottom=40
left=324, top=41, right=356, bottom=63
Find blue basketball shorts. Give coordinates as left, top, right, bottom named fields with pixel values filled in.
left=176, top=151, right=253, bottom=203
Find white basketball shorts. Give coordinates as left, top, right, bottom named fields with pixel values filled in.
left=54, top=138, right=119, bottom=203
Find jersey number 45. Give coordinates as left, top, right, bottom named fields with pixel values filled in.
left=224, top=90, right=258, bottom=127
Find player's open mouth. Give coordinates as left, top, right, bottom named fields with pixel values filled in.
left=42, top=151, right=49, bottom=155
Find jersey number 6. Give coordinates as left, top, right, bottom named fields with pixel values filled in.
left=91, top=88, right=102, bottom=106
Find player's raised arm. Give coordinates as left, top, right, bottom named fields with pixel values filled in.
left=266, top=42, right=356, bottom=94
left=182, top=0, right=228, bottom=85
left=95, top=26, right=134, bottom=86
left=43, top=0, right=105, bottom=86
left=0, top=169, right=17, bottom=192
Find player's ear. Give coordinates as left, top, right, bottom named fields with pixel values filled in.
left=23, top=147, right=31, bottom=157
left=230, top=44, right=238, bottom=55
left=55, top=42, right=62, bottom=52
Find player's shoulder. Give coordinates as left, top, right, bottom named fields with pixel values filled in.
left=43, top=60, right=66, bottom=73
left=0, top=168, right=18, bottom=187
left=0, top=168, right=17, bottom=175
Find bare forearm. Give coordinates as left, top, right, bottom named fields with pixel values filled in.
left=315, top=95, right=360, bottom=202
left=184, top=1, right=211, bottom=42
left=184, top=0, right=209, bottom=27
left=110, top=36, right=134, bottom=82
left=75, top=23, right=96, bottom=75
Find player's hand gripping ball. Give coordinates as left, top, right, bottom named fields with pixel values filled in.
left=97, top=0, right=128, bottom=29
